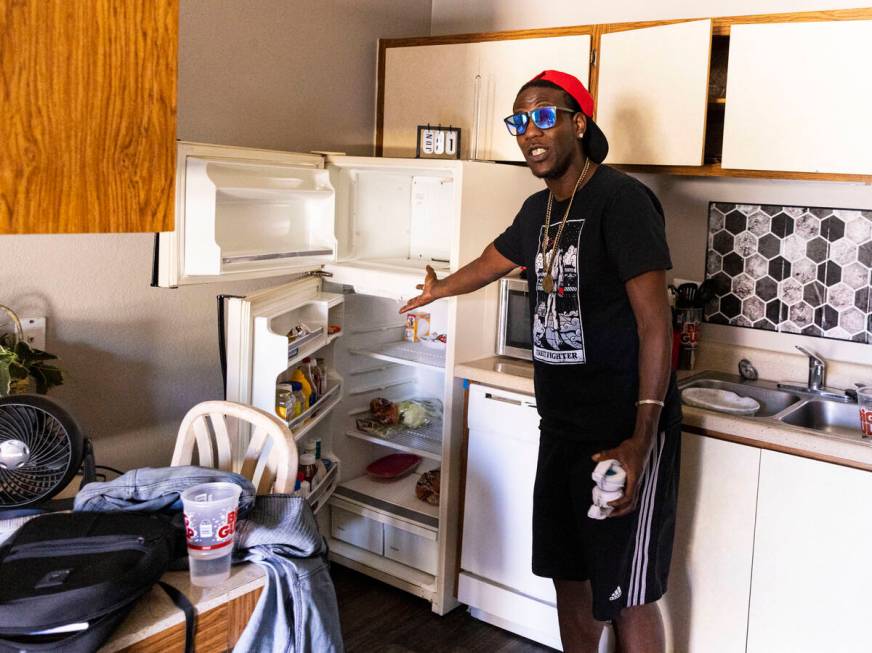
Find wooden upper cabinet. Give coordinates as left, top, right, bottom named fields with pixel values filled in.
left=0, top=0, right=178, bottom=234
left=477, top=35, right=590, bottom=163
left=722, top=20, right=872, bottom=175
left=382, top=43, right=479, bottom=159
left=596, top=20, right=712, bottom=166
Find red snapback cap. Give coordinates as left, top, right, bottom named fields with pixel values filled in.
left=528, top=69, right=608, bottom=163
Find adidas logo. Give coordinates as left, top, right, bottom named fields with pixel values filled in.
left=609, top=586, right=623, bottom=601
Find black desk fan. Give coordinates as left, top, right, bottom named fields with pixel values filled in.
left=0, top=394, right=93, bottom=509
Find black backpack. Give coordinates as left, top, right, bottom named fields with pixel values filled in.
left=0, top=511, right=192, bottom=652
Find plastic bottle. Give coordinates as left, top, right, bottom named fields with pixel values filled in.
left=291, top=368, right=312, bottom=409
left=299, top=453, right=317, bottom=483
left=315, top=358, right=328, bottom=395
left=290, top=381, right=305, bottom=417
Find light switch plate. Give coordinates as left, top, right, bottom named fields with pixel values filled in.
left=20, top=317, right=46, bottom=350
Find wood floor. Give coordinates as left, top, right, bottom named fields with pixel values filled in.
left=332, top=564, right=557, bottom=653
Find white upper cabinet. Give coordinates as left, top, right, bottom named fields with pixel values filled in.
left=596, top=20, right=712, bottom=166
left=477, top=35, right=590, bottom=163
left=382, top=36, right=590, bottom=163
left=382, top=43, right=480, bottom=159
left=156, top=142, right=332, bottom=287
left=722, top=20, right=872, bottom=174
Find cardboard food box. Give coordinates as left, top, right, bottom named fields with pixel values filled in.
left=404, top=312, right=430, bottom=342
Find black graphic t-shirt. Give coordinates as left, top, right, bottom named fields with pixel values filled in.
left=494, top=165, right=679, bottom=442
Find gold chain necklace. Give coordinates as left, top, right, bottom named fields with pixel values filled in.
left=541, top=158, right=591, bottom=294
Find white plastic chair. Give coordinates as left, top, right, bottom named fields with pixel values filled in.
left=171, top=400, right=298, bottom=494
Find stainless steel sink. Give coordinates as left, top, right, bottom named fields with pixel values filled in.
left=680, top=370, right=867, bottom=445
left=779, top=400, right=863, bottom=439
left=681, top=377, right=800, bottom=417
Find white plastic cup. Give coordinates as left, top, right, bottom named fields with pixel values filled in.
left=858, top=387, right=872, bottom=440
left=180, top=482, right=242, bottom=587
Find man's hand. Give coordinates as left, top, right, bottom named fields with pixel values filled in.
left=592, top=437, right=651, bottom=518
left=400, top=265, right=440, bottom=314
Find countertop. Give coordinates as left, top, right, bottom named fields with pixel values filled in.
left=455, top=350, right=872, bottom=471
left=99, top=564, right=265, bottom=652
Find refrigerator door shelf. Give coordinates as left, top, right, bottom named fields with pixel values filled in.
left=225, top=276, right=344, bottom=416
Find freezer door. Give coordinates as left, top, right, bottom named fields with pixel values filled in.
left=155, top=142, right=336, bottom=287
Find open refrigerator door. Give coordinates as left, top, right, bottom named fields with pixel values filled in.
left=156, top=141, right=548, bottom=614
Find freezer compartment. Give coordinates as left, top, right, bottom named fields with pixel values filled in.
left=158, top=142, right=334, bottom=286
left=329, top=157, right=460, bottom=270
left=207, top=161, right=335, bottom=270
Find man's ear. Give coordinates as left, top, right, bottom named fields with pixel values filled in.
left=574, top=112, right=588, bottom=138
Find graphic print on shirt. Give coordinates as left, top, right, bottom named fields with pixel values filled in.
left=533, top=217, right=586, bottom=364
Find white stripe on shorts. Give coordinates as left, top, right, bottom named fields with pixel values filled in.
left=627, top=430, right=666, bottom=607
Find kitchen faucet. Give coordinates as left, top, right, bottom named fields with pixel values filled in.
left=777, top=345, right=851, bottom=402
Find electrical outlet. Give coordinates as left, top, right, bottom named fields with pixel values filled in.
left=20, top=317, right=46, bottom=350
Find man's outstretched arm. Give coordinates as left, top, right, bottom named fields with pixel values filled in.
left=400, top=243, right=519, bottom=313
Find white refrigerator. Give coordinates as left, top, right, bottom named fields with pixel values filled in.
left=154, top=141, right=543, bottom=614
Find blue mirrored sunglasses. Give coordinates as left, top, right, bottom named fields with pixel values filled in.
left=504, top=105, right=576, bottom=136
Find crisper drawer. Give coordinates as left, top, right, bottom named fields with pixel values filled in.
left=384, top=524, right=438, bottom=575
left=331, top=506, right=383, bottom=555
left=468, top=383, right=539, bottom=440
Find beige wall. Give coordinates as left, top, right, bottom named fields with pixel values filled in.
left=0, top=1, right=431, bottom=471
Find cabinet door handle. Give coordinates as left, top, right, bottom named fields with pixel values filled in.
left=484, top=392, right=536, bottom=408
left=472, top=74, right=482, bottom=160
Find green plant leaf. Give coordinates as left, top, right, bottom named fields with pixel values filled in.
left=0, top=365, right=10, bottom=396
left=8, top=361, right=28, bottom=379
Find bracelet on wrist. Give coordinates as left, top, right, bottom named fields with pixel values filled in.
left=635, top=399, right=665, bottom=408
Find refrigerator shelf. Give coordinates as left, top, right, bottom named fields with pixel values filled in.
left=346, top=418, right=442, bottom=461
left=350, top=341, right=445, bottom=370
left=334, top=465, right=440, bottom=530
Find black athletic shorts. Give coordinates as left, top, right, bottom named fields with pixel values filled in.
left=532, top=422, right=681, bottom=622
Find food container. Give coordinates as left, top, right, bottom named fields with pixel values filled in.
left=299, top=453, right=317, bottom=483
left=404, top=312, right=430, bottom=343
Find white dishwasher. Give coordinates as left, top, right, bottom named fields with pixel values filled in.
left=459, top=383, right=562, bottom=649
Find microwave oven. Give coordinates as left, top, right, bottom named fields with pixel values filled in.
left=496, top=277, right=532, bottom=360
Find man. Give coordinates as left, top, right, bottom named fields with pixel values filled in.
left=401, top=69, right=681, bottom=652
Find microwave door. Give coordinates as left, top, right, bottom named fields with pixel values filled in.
left=497, top=279, right=532, bottom=360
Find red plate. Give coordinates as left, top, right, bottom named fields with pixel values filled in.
left=366, top=453, right=422, bottom=479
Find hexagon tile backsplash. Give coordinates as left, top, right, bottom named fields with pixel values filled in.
left=705, top=203, right=872, bottom=343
